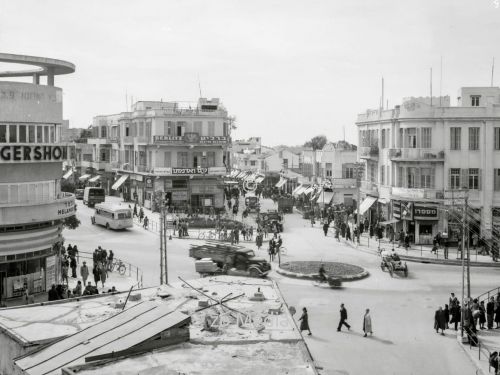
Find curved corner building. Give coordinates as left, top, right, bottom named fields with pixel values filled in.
left=0, top=53, right=76, bottom=299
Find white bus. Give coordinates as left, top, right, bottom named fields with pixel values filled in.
left=91, top=203, right=133, bottom=230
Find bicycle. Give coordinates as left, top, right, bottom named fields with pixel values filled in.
left=110, top=259, right=127, bottom=275
left=198, top=230, right=218, bottom=240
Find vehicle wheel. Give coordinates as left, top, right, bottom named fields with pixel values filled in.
left=118, top=264, right=126, bottom=275
left=249, top=268, right=260, bottom=278
left=106, top=223, right=110, bottom=230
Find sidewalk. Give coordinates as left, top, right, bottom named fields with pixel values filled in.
left=340, top=231, right=500, bottom=267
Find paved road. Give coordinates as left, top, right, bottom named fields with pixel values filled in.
left=67, top=197, right=495, bottom=374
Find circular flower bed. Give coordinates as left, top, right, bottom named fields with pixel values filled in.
left=278, top=261, right=368, bottom=281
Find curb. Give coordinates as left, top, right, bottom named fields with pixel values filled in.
left=275, top=265, right=369, bottom=282
left=343, top=240, right=500, bottom=268
left=455, top=334, right=488, bottom=375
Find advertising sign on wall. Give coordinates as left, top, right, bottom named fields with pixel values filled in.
left=413, top=204, right=438, bottom=220
left=45, top=255, right=57, bottom=287
left=172, top=191, right=188, bottom=201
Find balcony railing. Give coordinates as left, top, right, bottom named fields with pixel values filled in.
left=360, top=180, right=379, bottom=195
left=389, top=148, right=445, bottom=162
left=391, top=186, right=444, bottom=200
left=359, top=146, right=379, bottom=159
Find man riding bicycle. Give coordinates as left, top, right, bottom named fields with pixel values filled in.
left=318, top=264, right=327, bottom=282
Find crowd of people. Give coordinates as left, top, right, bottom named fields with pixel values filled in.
left=47, top=243, right=118, bottom=302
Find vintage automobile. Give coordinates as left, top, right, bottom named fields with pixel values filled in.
left=380, top=250, right=408, bottom=277
left=260, top=210, right=283, bottom=232
left=244, top=194, right=260, bottom=213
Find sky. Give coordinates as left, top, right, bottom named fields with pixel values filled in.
left=0, top=0, right=499, bottom=146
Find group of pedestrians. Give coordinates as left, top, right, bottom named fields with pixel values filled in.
left=267, top=234, right=283, bottom=262
left=298, top=303, right=373, bottom=338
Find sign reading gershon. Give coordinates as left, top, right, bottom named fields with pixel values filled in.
left=0, top=145, right=68, bottom=163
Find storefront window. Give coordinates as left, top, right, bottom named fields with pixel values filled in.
left=28, top=125, right=35, bottom=142
left=0, top=124, right=6, bottom=142
left=9, top=125, right=17, bottom=142
left=44, top=126, right=49, bottom=144
left=50, top=126, right=55, bottom=143
left=36, top=126, right=43, bottom=143
left=18, top=125, right=26, bottom=142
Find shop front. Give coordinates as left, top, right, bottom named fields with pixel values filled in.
left=392, top=200, right=440, bottom=244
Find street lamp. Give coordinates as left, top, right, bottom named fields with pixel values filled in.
left=159, top=201, right=168, bottom=285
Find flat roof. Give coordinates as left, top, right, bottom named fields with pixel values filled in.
left=0, top=53, right=75, bottom=78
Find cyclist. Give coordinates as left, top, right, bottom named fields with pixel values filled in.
left=318, top=264, right=327, bottom=283
left=107, top=250, right=114, bottom=272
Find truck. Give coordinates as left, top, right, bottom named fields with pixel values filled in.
left=278, top=197, right=294, bottom=213
left=189, top=242, right=271, bottom=278
left=260, top=210, right=284, bottom=232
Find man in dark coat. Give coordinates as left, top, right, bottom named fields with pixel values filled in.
left=434, top=306, right=446, bottom=335
left=487, top=296, right=495, bottom=329
left=323, top=222, right=329, bottom=237
left=337, top=303, right=351, bottom=332
left=48, top=284, right=59, bottom=301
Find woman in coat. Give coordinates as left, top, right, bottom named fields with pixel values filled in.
left=299, top=307, right=312, bottom=336
left=93, top=265, right=100, bottom=287
left=363, top=308, right=373, bottom=337
left=435, top=306, right=446, bottom=335
left=479, top=301, right=487, bottom=329
left=100, top=264, right=107, bottom=288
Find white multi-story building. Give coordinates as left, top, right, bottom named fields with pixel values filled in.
left=356, top=87, right=500, bottom=245
left=231, top=137, right=275, bottom=172
left=0, top=53, right=76, bottom=299
left=84, top=98, right=232, bottom=212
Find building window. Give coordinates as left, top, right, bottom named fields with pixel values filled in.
left=177, top=152, right=188, bottom=167
left=406, top=167, right=417, bottom=188
left=405, top=128, right=417, bottom=148
left=9, top=125, right=17, bottom=142
left=494, top=169, right=500, bottom=191
left=164, top=152, right=171, bottom=167
left=208, top=121, right=215, bottom=136
left=397, top=166, right=404, bottom=187
left=449, top=168, right=461, bottom=189
left=176, top=122, right=184, bottom=137
left=421, top=128, right=432, bottom=148
left=18, top=125, right=26, bottom=143
left=125, top=123, right=130, bottom=137
left=420, top=168, right=434, bottom=188
left=381, top=129, right=386, bottom=149
left=450, top=127, right=461, bottom=150
left=495, top=128, right=500, bottom=150
left=207, top=152, right=215, bottom=167
left=469, top=168, right=480, bottom=190
left=380, top=166, right=385, bottom=185
left=471, top=95, right=480, bottom=107
left=344, top=167, right=354, bottom=179
left=469, top=127, right=480, bottom=150
left=283, top=159, right=288, bottom=169
left=193, top=121, right=202, bottom=135
left=250, top=160, right=256, bottom=166
left=28, top=125, right=35, bottom=143
left=0, top=125, right=6, bottom=143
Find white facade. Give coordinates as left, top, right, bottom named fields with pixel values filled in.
left=84, top=98, right=232, bottom=211
left=356, top=87, right=500, bottom=244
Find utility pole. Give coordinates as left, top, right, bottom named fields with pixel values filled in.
left=465, top=196, right=470, bottom=299
left=159, top=204, right=168, bottom=284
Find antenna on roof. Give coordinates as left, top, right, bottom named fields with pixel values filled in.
left=439, top=56, right=443, bottom=106
left=430, top=67, right=433, bottom=106
left=491, top=57, right=495, bottom=87
left=198, top=74, right=203, bottom=98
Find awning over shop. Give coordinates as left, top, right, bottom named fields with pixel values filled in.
left=379, top=218, right=399, bottom=225
left=89, top=175, right=101, bottom=183
left=254, top=176, right=265, bottom=184
left=292, top=185, right=303, bottom=196
left=245, top=173, right=256, bottom=182
left=79, top=174, right=91, bottom=181
left=378, top=198, right=389, bottom=205
left=358, top=196, right=377, bottom=215
left=62, top=169, right=74, bottom=180
left=303, top=186, right=315, bottom=196
left=275, top=178, right=287, bottom=188
left=230, top=170, right=239, bottom=177
left=111, top=175, right=129, bottom=190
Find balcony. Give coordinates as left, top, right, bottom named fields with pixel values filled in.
left=359, top=146, right=379, bottom=160
left=0, top=192, right=76, bottom=225
left=389, top=148, right=445, bottom=162
left=391, top=186, right=444, bottom=200
left=360, top=180, right=379, bottom=196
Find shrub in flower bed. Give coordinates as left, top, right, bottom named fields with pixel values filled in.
left=280, top=261, right=365, bottom=278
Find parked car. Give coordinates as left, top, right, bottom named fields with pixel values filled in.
left=75, top=189, right=84, bottom=200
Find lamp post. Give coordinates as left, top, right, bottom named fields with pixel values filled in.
left=159, top=202, right=168, bottom=285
